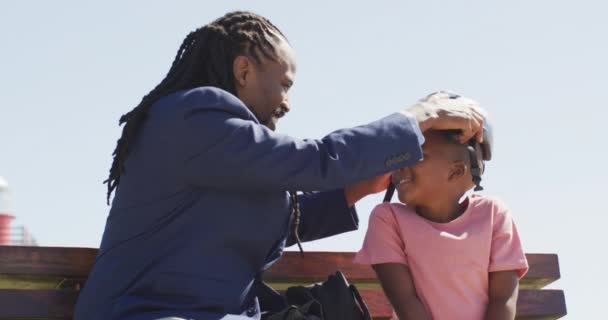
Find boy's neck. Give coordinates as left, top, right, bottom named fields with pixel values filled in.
left=415, top=194, right=467, bottom=223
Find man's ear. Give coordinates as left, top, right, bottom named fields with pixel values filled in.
left=448, top=160, right=467, bottom=181
left=233, top=55, right=251, bottom=88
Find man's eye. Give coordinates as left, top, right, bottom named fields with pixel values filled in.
left=282, top=80, right=293, bottom=90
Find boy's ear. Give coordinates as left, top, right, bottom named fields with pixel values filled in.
left=448, top=160, right=467, bottom=181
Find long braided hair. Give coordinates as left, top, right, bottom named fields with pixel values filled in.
left=104, top=11, right=286, bottom=203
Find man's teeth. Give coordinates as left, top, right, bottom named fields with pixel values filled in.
left=273, top=108, right=288, bottom=118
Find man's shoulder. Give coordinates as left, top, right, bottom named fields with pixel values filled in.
left=180, top=86, right=240, bottom=107
left=156, top=86, right=256, bottom=121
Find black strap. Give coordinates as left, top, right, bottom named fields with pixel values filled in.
left=349, top=284, right=372, bottom=320
left=467, top=142, right=484, bottom=191
left=289, top=191, right=305, bottom=257
left=383, top=182, right=395, bottom=203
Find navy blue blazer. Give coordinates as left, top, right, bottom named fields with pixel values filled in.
left=74, top=87, right=423, bottom=320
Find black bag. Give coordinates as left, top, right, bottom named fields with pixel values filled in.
left=263, top=300, right=323, bottom=320
left=264, top=270, right=372, bottom=320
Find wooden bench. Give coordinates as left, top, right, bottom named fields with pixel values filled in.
left=0, top=246, right=567, bottom=319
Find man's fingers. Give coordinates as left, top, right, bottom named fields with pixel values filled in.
left=460, top=114, right=483, bottom=143
left=459, top=119, right=475, bottom=143
left=476, top=126, right=484, bottom=143
left=476, top=117, right=485, bottom=143
left=458, top=106, right=484, bottom=143
left=469, top=112, right=484, bottom=143
left=412, top=92, right=487, bottom=142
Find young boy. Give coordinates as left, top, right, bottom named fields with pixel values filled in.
left=355, top=129, right=528, bottom=320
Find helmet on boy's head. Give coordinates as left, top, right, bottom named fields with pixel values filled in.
left=468, top=120, right=493, bottom=191
left=382, top=119, right=494, bottom=203
left=479, top=120, right=493, bottom=161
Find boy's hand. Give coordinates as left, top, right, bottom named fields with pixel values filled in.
left=344, top=173, right=391, bottom=207
left=404, top=91, right=486, bottom=143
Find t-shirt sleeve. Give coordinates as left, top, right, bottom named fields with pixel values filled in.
left=354, top=204, right=408, bottom=266
left=489, top=199, right=529, bottom=278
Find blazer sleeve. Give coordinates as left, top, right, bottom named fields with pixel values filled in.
left=285, top=189, right=358, bottom=247
left=180, top=88, right=423, bottom=192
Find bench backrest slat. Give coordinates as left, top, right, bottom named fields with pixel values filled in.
left=0, top=246, right=96, bottom=277
left=0, top=246, right=566, bottom=319
left=0, top=289, right=78, bottom=319
left=264, top=251, right=560, bottom=289
left=354, top=289, right=567, bottom=320
left=0, top=289, right=569, bottom=320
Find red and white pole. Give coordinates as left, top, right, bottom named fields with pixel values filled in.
left=0, top=176, right=14, bottom=245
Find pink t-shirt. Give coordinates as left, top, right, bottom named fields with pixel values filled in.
left=355, top=194, right=528, bottom=320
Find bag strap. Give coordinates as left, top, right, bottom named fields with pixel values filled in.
left=289, top=191, right=305, bottom=257
left=349, top=284, right=372, bottom=320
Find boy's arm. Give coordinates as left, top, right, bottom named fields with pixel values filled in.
left=372, top=263, right=431, bottom=320
left=486, top=197, right=529, bottom=320
left=485, top=270, right=520, bottom=320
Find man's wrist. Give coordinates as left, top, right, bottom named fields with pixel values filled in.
left=344, top=186, right=364, bottom=208
left=417, top=117, right=434, bottom=132
left=403, top=106, right=436, bottom=132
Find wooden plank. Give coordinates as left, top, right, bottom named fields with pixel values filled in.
left=0, top=247, right=565, bottom=319
left=354, top=289, right=566, bottom=320
left=0, top=248, right=561, bottom=289
left=516, top=289, right=567, bottom=320
left=0, top=246, right=97, bottom=277
left=265, top=252, right=367, bottom=281
left=525, top=254, right=561, bottom=289
left=0, top=288, right=566, bottom=320
left=0, top=274, right=70, bottom=289
left=0, top=289, right=78, bottom=319
left=265, top=252, right=560, bottom=289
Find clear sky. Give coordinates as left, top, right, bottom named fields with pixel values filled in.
left=1, top=1, right=606, bottom=318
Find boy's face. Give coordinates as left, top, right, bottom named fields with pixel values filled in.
left=234, top=36, right=297, bottom=131
left=393, top=131, right=469, bottom=207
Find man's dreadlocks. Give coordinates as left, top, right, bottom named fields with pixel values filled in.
left=104, top=11, right=286, bottom=203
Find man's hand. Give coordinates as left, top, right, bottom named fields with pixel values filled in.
left=344, top=173, right=391, bottom=207
left=405, top=91, right=486, bottom=143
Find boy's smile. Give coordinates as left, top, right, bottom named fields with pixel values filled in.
left=392, top=130, right=475, bottom=222
left=392, top=168, right=414, bottom=188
